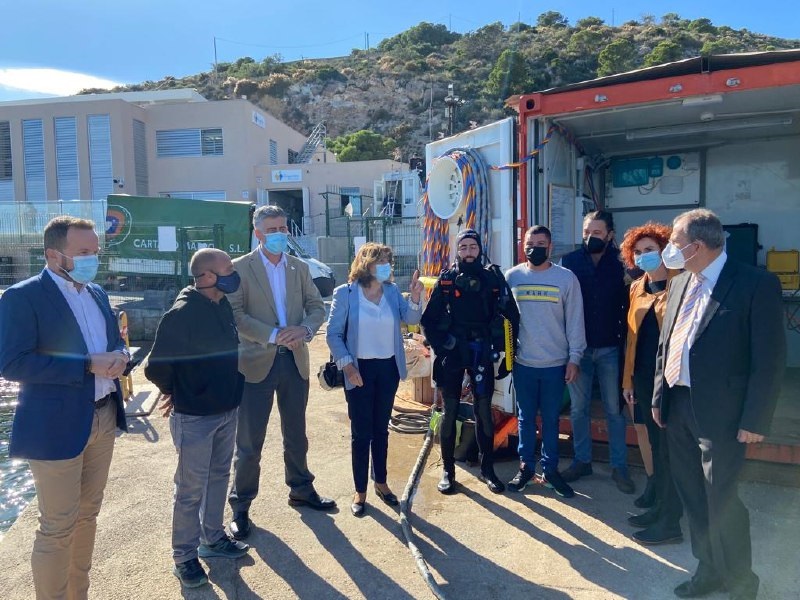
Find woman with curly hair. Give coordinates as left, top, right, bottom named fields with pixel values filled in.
left=619, top=222, right=684, bottom=545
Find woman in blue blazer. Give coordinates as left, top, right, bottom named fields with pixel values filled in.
left=326, top=242, right=423, bottom=516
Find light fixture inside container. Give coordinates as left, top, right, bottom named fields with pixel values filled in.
left=681, top=94, right=723, bottom=106
left=626, top=115, right=793, bottom=140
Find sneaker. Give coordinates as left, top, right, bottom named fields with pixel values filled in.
left=541, top=470, right=575, bottom=498
left=198, top=536, right=250, bottom=559
left=477, top=471, right=505, bottom=494
left=173, top=558, right=208, bottom=588
left=612, top=468, right=636, bottom=495
left=507, top=465, right=535, bottom=492
left=561, top=461, right=593, bottom=483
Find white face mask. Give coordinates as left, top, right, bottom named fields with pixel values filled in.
left=661, top=242, right=697, bottom=270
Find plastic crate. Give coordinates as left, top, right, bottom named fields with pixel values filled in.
left=767, top=248, right=799, bottom=273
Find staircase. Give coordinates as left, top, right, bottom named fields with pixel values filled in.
left=293, top=122, right=327, bottom=164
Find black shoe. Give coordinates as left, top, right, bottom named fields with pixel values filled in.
left=477, top=472, right=505, bottom=494
left=350, top=501, right=365, bottom=517
left=541, top=470, right=575, bottom=498
left=561, top=461, right=592, bottom=483
left=229, top=511, right=251, bottom=540
left=632, top=524, right=683, bottom=545
left=173, top=558, right=208, bottom=588
left=612, top=468, right=636, bottom=494
left=628, top=508, right=660, bottom=528
left=288, top=491, right=337, bottom=511
left=674, top=574, right=724, bottom=598
left=634, top=474, right=657, bottom=508
left=375, top=487, right=399, bottom=506
left=437, top=470, right=456, bottom=494
left=507, top=465, right=535, bottom=492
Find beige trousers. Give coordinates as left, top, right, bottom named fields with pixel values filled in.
left=27, top=402, right=117, bottom=600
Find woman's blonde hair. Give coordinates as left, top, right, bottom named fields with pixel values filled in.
left=348, top=242, right=394, bottom=285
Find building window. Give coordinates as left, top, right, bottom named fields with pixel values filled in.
left=288, top=148, right=299, bottom=164
left=22, top=119, right=46, bottom=202
left=133, top=119, right=149, bottom=195
left=0, top=121, right=12, bottom=201
left=156, top=128, right=223, bottom=157
left=159, top=190, right=226, bottom=200
left=88, top=114, right=113, bottom=200
left=54, top=116, right=79, bottom=200
left=269, top=139, right=278, bottom=165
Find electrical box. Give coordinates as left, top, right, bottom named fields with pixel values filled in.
left=605, top=152, right=701, bottom=209
left=767, top=247, right=800, bottom=290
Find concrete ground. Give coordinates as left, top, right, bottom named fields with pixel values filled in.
left=1, top=331, right=799, bottom=599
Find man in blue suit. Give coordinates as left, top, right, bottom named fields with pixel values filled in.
left=0, top=216, right=129, bottom=600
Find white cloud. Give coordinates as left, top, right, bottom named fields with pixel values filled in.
left=0, top=68, right=122, bottom=97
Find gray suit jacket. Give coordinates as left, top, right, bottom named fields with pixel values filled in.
left=227, top=249, right=325, bottom=382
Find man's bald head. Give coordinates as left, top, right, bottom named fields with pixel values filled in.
left=190, top=248, right=231, bottom=277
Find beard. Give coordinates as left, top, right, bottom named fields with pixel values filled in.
left=457, top=256, right=482, bottom=276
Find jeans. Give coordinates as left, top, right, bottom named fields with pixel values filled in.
left=513, top=364, right=566, bottom=474
left=344, top=358, right=400, bottom=493
left=567, top=346, right=628, bottom=472
left=170, top=408, right=237, bottom=563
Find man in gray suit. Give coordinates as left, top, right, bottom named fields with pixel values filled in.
left=227, top=205, right=333, bottom=540
left=653, top=209, right=785, bottom=600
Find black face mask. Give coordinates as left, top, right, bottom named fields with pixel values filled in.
left=525, top=246, right=549, bottom=266
left=584, top=235, right=608, bottom=254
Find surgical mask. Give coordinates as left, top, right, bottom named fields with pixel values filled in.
left=375, top=263, right=392, bottom=282
left=584, top=235, right=607, bottom=254
left=634, top=250, right=662, bottom=273
left=525, top=246, right=549, bottom=266
left=213, top=271, right=241, bottom=294
left=59, top=252, right=99, bottom=284
left=662, top=242, right=696, bottom=270
left=262, top=232, right=288, bottom=255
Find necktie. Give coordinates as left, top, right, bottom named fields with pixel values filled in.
left=664, top=274, right=705, bottom=387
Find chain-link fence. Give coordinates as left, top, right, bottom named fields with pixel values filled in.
left=326, top=212, right=423, bottom=287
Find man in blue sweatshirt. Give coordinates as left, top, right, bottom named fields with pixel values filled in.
left=505, top=225, right=586, bottom=498
left=561, top=211, right=634, bottom=494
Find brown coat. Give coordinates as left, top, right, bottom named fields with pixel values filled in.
left=622, top=271, right=678, bottom=390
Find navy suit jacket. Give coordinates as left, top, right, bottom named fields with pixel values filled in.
left=0, top=270, right=128, bottom=460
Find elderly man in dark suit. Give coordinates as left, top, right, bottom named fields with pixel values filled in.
left=652, top=209, right=785, bottom=600
left=0, top=216, right=129, bottom=600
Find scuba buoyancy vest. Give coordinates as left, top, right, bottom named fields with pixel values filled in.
left=435, top=262, right=511, bottom=356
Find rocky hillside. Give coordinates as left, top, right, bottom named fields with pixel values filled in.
left=84, top=12, right=799, bottom=159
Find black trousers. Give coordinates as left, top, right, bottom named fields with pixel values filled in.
left=229, top=352, right=314, bottom=512
left=665, top=385, right=758, bottom=595
left=344, top=358, right=400, bottom=493
left=635, top=374, right=683, bottom=527
left=439, top=361, right=496, bottom=476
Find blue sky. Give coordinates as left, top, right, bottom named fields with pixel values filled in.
left=1, top=0, right=798, bottom=102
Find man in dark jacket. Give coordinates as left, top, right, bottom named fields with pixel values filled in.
left=421, top=229, right=520, bottom=495
left=561, top=211, right=634, bottom=494
left=145, top=248, right=247, bottom=589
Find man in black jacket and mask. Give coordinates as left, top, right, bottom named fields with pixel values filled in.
left=421, top=229, right=519, bottom=495
left=146, top=248, right=248, bottom=589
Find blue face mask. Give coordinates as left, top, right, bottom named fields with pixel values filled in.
left=634, top=250, right=662, bottom=273
left=263, top=232, right=288, bottom=255
left=60, top=252, right=99, bottom=284
left=375, top=263, right=392, bottom=282
left=213, top=271, right=241, bottom=294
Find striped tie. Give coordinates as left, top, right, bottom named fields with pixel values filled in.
left=664, top=274, right=705, bottom=387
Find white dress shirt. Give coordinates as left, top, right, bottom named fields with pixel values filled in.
left=674, top=251, right=727, bottom=386
left=258, top=250, right=288, bottom=344
left=356, top=286, right=395, bottom=359
left=46, top=269, right=116, bottom=401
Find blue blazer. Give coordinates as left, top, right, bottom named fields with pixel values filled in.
left=0, top=270, right=128, bottom=460
left=326, top=282, right=421, bottom=390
